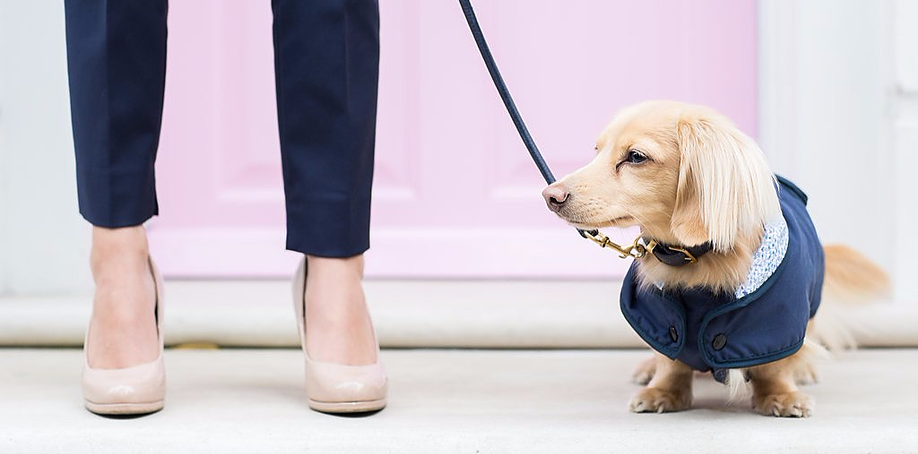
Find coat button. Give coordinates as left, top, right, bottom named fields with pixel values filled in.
left=713, top=333, right=727, bottom=350
left=669, top=325, right=678, bottom=342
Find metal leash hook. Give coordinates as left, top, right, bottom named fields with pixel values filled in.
left=459, top=0, right=641, bottom=260
left=579, top=230, right=650, bottom=259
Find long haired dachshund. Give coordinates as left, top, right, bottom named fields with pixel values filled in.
left=542, top=101, right=888, bottom=417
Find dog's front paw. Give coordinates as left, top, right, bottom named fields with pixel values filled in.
left=753, top=391, right=814, bottom=417
left=629, top=388, right=691, bottom=413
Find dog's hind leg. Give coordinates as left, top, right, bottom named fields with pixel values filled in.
left=629, top=354, right=693, bottom=413
left=791, top=332, right=829, bottom=386
left=631, top=353, right=657, bottom=385
left=747, top=346, right=816, bottom=417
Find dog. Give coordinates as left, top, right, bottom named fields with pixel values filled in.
left=542, top=100, right=888, bottom=417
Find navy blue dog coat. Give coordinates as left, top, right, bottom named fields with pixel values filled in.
left=620, top=176, right=824, bottom=382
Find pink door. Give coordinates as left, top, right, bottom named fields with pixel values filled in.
left=149, top=0, right=757, bottom=279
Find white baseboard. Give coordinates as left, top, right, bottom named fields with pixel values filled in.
left=1, top=280, right=916, bottom=348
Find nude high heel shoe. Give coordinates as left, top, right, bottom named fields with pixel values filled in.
left=292, top=258, right=387, bottom=413
left=82, top=258, right=166, bottom=415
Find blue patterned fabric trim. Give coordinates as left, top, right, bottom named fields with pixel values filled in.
left=734, top=216, right=789, bottom=299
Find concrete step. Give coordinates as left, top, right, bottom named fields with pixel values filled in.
left=1, top=348, right=916, bottom=453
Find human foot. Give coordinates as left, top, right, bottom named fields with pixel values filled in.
left=302, top=254, right=378, bottom=366
left=86, top=226, right=159, bottom=369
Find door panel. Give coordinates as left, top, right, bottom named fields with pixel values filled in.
left=149, top=0, right=757, bottom=278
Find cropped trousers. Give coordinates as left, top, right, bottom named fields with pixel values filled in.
left=63, top=0, right=379, bottom=257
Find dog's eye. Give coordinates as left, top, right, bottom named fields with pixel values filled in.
left=626, top=149, right=648, bottom=164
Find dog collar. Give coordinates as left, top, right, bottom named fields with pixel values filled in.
left=642, top=239, right=714, bottom=267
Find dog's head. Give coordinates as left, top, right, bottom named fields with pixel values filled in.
left=543, top=100, right=780, bottom=253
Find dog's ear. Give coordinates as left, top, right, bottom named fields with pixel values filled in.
left=672, top=117, right=779, bottom=251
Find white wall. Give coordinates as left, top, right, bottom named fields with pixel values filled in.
left=891, top=0, right=918, bottom=302
left=0, top=1, right=92, bottom=296
left=759, top=0, right=916, bottom=302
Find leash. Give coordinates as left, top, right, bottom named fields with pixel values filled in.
left=457, top=0, right=649, bottom=260
left=457, top=0, right=554, bottom=184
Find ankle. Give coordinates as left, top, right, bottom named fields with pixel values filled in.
left=303, top=255, right=367, bottom=315
left=305, top=254, right=365, bottom=281
left=90, top=226, right=150, bottom=275
left=89, top=226, right=156, bottom=317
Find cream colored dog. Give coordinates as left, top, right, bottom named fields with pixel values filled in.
left=542, top=101, right=887, bottom=417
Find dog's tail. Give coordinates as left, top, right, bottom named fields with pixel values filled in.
left=808, top=244, right=891, bottom=351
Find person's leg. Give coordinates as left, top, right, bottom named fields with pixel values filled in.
left=271, top=0, right=380, bottom=366
left=64, top=0, right=168, bottom=369
left=87, top=226, right=158, bottom=369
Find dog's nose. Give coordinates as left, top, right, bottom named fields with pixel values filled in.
left=542, top=185, right=570, bottom=212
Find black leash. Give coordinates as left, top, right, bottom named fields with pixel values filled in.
left=457, top=0, right=621, bottom=253
left=457, top=0, right=555, bottom=185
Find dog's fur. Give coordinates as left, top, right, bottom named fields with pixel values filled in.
left=543, top=101, right=889, bottom=417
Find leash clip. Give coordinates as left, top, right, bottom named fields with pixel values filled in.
left=579, top=230, right=649, bottom=260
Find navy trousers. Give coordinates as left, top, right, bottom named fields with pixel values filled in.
left=63, top=0, right=379, bottom=257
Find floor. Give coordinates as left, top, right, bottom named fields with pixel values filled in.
left=1, top=348, right=916, bottom=453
